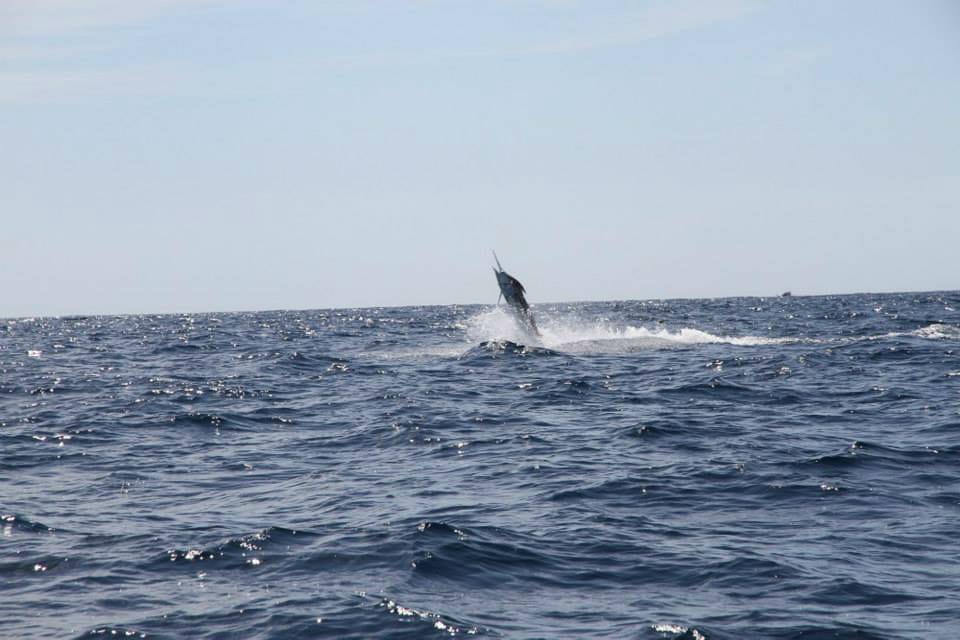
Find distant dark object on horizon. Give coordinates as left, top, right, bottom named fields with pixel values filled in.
left=781, top=291, right=793, bottom=297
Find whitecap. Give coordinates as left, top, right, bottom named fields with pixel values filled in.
left=465, top=307, right=800, bottom=354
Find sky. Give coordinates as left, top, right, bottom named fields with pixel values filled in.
left=2, top=0, right=958, bottom=317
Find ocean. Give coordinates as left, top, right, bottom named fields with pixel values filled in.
left=2, top=291, right=958, bottom=639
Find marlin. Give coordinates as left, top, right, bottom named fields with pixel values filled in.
left=492, top=251, right=540, bottom=337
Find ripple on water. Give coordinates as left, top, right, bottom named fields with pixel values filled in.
left=0, top=294, right=957, bottom=639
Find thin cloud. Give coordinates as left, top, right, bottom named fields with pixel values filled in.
left=0, top=0, right=228, bottom=38
left=0, top=0, right=243, bottom=103
left=498, top=0, right=759, bottom=57
left=762, top=45, right=831, bottom=77
left=0, top=0, right=759, bottom=104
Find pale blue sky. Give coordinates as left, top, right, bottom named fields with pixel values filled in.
left=2, top=0, right=958, bottom=317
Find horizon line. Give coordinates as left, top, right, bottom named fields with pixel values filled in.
left=2, top=287, right=956, bottom=322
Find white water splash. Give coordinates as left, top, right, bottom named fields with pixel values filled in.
left=379, top=312, right=956, bottom=360
left=864, top=323, right=960, bottom=342
left=465, top=307, right=794, bottom=353
left=464, top=307, right=539, bottom=345
left=652, top=623, right=707, bottom=639
left=910, top=323, right=960, bottom=340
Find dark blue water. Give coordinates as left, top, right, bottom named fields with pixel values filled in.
left=2, top=292, right=959, bottom=639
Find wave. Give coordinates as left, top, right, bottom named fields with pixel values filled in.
left=460, top=340, right=560, bottom=361
left=410, top=521, right=555, bottom=588
left=160, top=526, right=311, bottom=570
left=76, top=628, right=145, bottom=639
left=367, top=594, right=489, bottom=638
left=0, top=513, right=55, bottom=535
left=651, top=623, right=708, bottom=639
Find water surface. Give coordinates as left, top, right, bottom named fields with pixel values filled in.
left=2, top=292, right=958, bottom=638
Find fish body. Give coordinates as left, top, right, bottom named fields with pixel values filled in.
left=492, top=252, right=540, bottom=337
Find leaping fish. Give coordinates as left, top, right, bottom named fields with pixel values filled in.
left=492, top=251, right=540, bottom=337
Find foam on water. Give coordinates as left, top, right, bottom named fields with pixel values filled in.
left=909, top=323, right=960, bottom=340
left=861, top=323, right=960, bottom=343
left=465, top=310, right=960, bottom=355
left=465, top=307, right=797, bottom=353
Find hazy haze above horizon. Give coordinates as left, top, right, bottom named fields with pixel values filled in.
left=2, top=0, right=958, bottom=317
